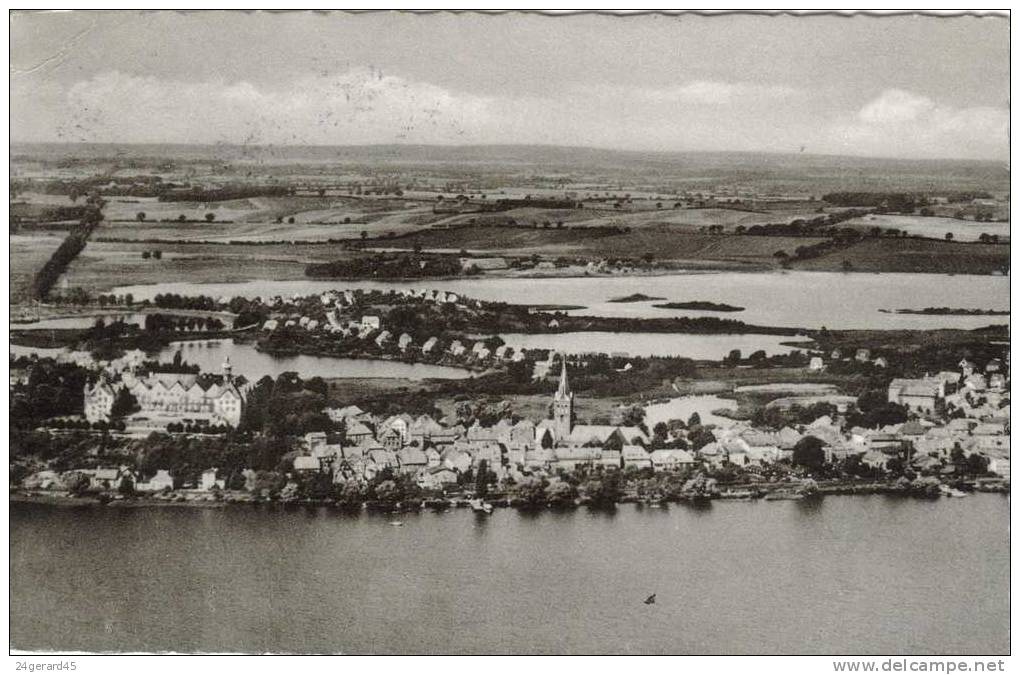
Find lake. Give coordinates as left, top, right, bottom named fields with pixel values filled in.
left=10, top=496, right=1008, bottom=654
left=159, top=339, right=473, bottom=380
left=9, top=340, right=473, bottom=381
left=111, top=271, right=1010, bottom=330
left=643, top=394, right=739, bottom=429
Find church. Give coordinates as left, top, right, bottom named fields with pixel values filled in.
left=537, top=358, right=650, bottom=448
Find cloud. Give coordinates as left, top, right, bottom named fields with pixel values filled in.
left=833, top=88, right=1009, bottom=159
left=596, top=80, right=798, bottom=106
left=56, top=69, right=496, bottom=145
left=858, top=89, right=935, bottom=123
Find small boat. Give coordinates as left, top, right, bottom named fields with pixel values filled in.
left=939, top=485, right=968, bottom=498
left=469, top=498, right=493, bottom=514
left=389, top=521, right=404, bottom=527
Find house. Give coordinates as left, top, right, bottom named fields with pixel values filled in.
left=622, top=444, right=652, bottom=470
left=200, top=468, right=225, bottom=491
left=449, top=340, right=466, bottom=356
left=418, top=466, right=459, bottom=490
left=136, top=469, right=174, bottom=492
left=422, top=337, right=439, bottom=354
left=553, top=446, right=602, bottom=471
left=442, top=448, right=473, bottom=473
left=396, top=447, right=429, bottom=475
left=855, top=349, right=871, bottom=362
left=262, top=319, right=279, bottom=331
left=887, top=377, right=944, bottom=414
left=90, top=467, right=126, bottom=491
left=650, top=449, right=696, bottom=471
left=872, top=357, right=888, bottom=368
left=375, top=330, right=392, bottom=348
left=808, top=357, right=825, bottom=371
left=293, top=456, right=321, bottom=472
left=398, top=333, right=413, bottom=351
left=360, top=316, right=381, bottom=331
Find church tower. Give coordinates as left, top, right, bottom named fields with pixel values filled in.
left=553, top=357, right=574, bottom=441
left=222, top=356, right=233, bottom=384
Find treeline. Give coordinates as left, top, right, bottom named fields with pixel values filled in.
left=157, top=185, right=294, bottom=202
left=822, top=192, right=993, bottom=210
left=306, top=253, right=469, bottom=279
left=10, top=357, right=90, bottom=430
left=143, top=314, right=227, bottom=332
left=31, top=198, right=105, bottom=300
left=740, top=208, right=871, bottom=236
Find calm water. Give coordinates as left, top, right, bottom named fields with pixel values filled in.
left=111, top=271, right=1010, bottom=330
left=160, top=339, right=473, bottom=380
left=643, top=395, right=738, bottom=429
left=12, top=314, right=147, bottom=330
left=10, top=496, right=1008, bottom=654
left=8, top=340, right=472, bottom=381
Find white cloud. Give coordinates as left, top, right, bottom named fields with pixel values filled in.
left=57, top=69, right=496, bottom=145
left=833, top=88, right=1009, bottom=159
left=597, top=80, right=798, bottom=106
left=858, top=89, right=935, bottom=123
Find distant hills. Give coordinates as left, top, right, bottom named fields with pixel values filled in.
left=11, top=142, right=1008, bottom=192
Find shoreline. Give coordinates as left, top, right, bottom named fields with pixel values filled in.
left=11, top=479, right=1008, bottom=512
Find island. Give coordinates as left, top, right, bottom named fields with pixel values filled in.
left=880, top=307, right=1010, bottom=316
left=653, top=301, right=745, bottom=312
left=607, top=293, right=666, bottom=303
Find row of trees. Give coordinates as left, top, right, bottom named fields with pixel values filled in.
left=31, top=196, right=105, bottom=299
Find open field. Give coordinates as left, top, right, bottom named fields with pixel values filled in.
left=790, top=237, right=1010, bottom=275
left=840, top=213, right=1010, bottom=242
left=378, top=224, right=829, bottom=262
left=61, top=240, right=363, bottom=295
left=10, top=234, right=65, bottom=303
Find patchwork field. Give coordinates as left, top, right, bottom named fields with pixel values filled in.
left=791, top=237, right=1009, bottom=275
left=376, top=225, right=828, bottom=264
left=61, top=240, right=362, bottom=295
left=841, top=213, right=1010, bottom=242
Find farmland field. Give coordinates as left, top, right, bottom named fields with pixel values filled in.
left=840, top=213, right=1010, bottom=242
left=61, top=239, right=363, bottom=294
left=10, top=233, right=65, bottom=303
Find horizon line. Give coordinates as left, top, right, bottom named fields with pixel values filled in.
left=8, top=140, right=1007, bottom=166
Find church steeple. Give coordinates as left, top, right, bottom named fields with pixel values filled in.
left=556, top=357, right=571, bottom=399
left=552, top=356, right=573, bottom=441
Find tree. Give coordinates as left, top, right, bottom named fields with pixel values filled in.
left=360, top=230, right=368, bottom=240
left=966, top=453, right=989, bottom=475
left=136, top=212, right=146, bottom=222
left=178, top=214, right=187, bottom=222
left=792, top=436, right=826, bottom=470
left=945, top=232, right=954, bottom=241
left=287, top=216, right=295, bottom=224
left=687, top=412, right=701, bottom=428
left=475, top=459, right=490, bottom=498
left=118, top=475, right=135, bottom=496
left=205, top=212, right=216, bottom=222
left=110, top=388, right=140, bottom=419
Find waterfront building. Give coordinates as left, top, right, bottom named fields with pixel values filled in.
left=83, top=359, right=248, bottom=426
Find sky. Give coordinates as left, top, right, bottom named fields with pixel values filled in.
left=9, top=11, right=1011, bottom=161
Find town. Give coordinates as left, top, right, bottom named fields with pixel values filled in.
left=11, top=287, right=1010, bottom=509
